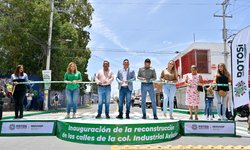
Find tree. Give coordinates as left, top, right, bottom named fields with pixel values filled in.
left=0, top=0, right=94, bottom=91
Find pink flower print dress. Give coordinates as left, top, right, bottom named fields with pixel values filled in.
left=185, top=73, right=200, bottom=106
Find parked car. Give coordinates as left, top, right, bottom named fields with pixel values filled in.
left=139, top=96, right=152, bottom=108
left=132, top=97, right=141, bottom=107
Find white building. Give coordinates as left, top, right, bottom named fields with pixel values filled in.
left=173, top=42, right=231, bottom=110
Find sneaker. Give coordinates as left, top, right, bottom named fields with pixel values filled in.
left=116, top=114, right=123, bottom=119
left=209, top=116, right=213, bottom=120
left=72, top=113, right=76, bottom=118
left=65, top=114, right=70, bottom=119
left=217, top=116, right=222, bottom=121
left=170, top=115, right=174, bottom=120
left=106, top=114, right=110, bottom=119
left=163, top=113, right=167, bottom=118
left=95, top=114, right=101, bottom=119
left=206, top=116, right=209, bottom=120
left=154, top=116, right=158, bottom=120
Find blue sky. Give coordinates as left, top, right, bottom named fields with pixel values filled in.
left=86, top=0, right=250, bottom=95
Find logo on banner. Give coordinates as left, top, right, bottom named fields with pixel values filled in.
left=191, top=124, right=197, bottom=130
left=9, top=124, right=15, bottom=130
left=234, top=81, right=247, bottom=97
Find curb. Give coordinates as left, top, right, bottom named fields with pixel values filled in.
left=1, top=104, right=91, bottom=120
left=111, top=145, right=250, bottom=150
left=1, top=109, right=65, bottom=120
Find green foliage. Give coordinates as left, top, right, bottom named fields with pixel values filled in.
left=0, top=0, right=94, bottom=91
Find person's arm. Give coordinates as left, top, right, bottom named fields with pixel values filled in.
left=108, top=70, right=114, bottom=84
left=184, top=74, right=190, bottom=86
left=151, top=69, right=157, bottom=81
left=137, top=68, right=145, bottom=80
left=64, top=72, right=68, bottom=81
left=78, top=71, right=82, bottom=81
left=95, top=71, right=101, bottom=85
left=212, top=74, right=217, bottom=84
left=160, top=70, right=165, bottom=81
left=199, top=75, right=203, bottom=85
left=173, top=72, right=178, bottom=83
left=25, top=73, right=29, bottom=82
left=116, top=70, right=122, bottom=84
left=129, top=70, right=136, bottom=81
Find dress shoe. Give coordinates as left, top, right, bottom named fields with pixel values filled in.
left=95, top=114, right=101, bottom=119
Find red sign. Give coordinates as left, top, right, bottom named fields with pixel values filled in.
left=211, top=64, right=217, bottom=70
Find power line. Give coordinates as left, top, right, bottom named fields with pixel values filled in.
left=91, top=2, right=216, bottom=6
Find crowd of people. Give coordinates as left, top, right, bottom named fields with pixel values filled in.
left=3, top=60, right=248, bottom=129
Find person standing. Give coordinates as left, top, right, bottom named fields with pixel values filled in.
left=25, top=90, right=34, bottom=111
left=138, top=58, right=158, bottom=120
left=11, top=65, right=29, bottom=119
left=204, top=85, right=214, bottom=120
left=64, top=62, right=82, bottom=119
left=116, top=59, right=136, bottom=119
left=185, top=65, right=203, bottom=120
left=95, top=60, right=114, bottom=119
left=160, top=60, right=178, bottom=119
left=213, top=63, right=231, bottom=121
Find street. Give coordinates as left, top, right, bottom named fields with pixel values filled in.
left=0, top=103, right=249, bottom=150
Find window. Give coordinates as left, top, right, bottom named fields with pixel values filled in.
left=196, top=50, right=209, bottom=73
left=181, top=49, right=210, bottom=76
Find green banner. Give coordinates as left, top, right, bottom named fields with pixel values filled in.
left=56, top=120, right=179, bottom=145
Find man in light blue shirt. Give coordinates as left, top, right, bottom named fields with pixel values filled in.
left=116, top=59, right=135, bottom=119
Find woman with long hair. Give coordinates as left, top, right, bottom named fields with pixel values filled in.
left=185, top=65, right=203, bottom=120
left=64, top=62, right=82, bottom=119
left=160, top=60, right=178, bottom=119
left=213, top=63, right=231, bottom=121
left=11, top=65, right=29, bottom=119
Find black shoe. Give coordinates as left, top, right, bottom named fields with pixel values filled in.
left=142, top=115, right=146, bottom=119
left=126, top=115, right=130, bottom=119
left=154, top=116, right=158, bottom=120
left=116, top=114, right=123, bottom=119
left=95, top=114, right=101, bottom=119
left=14, top=116, right=18, bottom=119
left=18, top=115, right=23, bottom=119
left=106, top=114, right=110, bottom=119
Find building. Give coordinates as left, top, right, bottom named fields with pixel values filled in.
left=173, top=42, right=231, bottom=110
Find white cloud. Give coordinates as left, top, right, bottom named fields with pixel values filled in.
left=149, top=0, right=168, bottom=14
left=91, top=13, right=129, bottom=51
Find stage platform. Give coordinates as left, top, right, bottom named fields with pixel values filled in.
left=0, top=112, right=236, bottom=145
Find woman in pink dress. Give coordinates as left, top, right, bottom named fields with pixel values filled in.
left=185, top=65, right=203, bottom=120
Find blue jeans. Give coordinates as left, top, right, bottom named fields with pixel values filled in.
left=163, top=84, right=176, bottom=114
left=214, top=91, right=227, bottom=117
left=26, top=100, right=32, bottom=110
left=97, top=85, right=111, bottom=115
left=118, top=87, right=132, bottom=115
left=66, top=89, right=80, bottom=113
left=205, top=98, right=213, bottom=116
left=141, top=83, right=157, bottom=116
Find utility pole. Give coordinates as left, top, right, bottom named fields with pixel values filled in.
left=214, top=0, right=232, bottom=68
left=44, top=0, right=54, bottom=111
